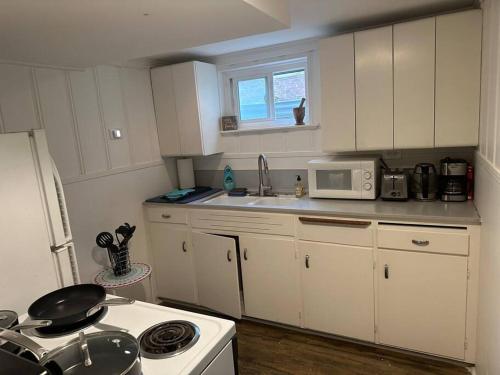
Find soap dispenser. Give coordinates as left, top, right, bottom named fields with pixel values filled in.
left=295, top=175, right=305, bottom=198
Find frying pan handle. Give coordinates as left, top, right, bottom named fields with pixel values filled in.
left=0, top=328, right=49, bottom=360
left=10, top=319, right=52, bottom=331
left=86, top=297, right=135, bottom=317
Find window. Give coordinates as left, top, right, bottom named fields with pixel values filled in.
left=222, top=57, right=311, bottom=129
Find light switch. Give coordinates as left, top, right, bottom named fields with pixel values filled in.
left=110, top=129, right=123, bottom=140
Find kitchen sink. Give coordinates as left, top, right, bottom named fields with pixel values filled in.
left=251, top=195, right=299, bottom=207
left=202, top=194, right=261, bottom=206
left=202, top=194, right=299, bottom=207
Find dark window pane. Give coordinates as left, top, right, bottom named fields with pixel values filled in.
left=238, top=78, right=268, bottom=121
left=273, top=69, right=305, bottom=120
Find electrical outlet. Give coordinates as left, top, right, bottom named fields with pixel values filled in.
left=109, top=129, right=123, bottom=140
left=382, top=150, right=402, bottom=160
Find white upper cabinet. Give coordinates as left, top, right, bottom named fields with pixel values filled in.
left=355, top=26, right=394, bottom=151
left=394, top=18, right=435, bottom=149
left=151, top=61, right=221, bottom=157
left=319, top=10, right=481, bottom=152
left=435, top=10, right=482, bottom=147
left=319, top=34, right=356, bottom=152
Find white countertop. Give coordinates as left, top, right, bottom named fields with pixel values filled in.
left=152, top=193, right=482, bottom=225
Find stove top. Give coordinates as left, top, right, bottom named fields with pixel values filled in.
left=19, top=299, right=235, bottom=375
left=139, top=320, right=200, bottom=359
left=145, top=187, right=222, bottom=204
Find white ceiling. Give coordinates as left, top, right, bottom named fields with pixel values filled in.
left=0, top=0, right=289, bottom=68
left=150, top=0, right=476, bottom=65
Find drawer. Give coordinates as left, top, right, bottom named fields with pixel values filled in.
left=377, top=225, right=469, bottom=255
left=297, top=216, right=373, bottom=247
left=190, top=209, right=294, bottom=236
left=147, top=206, right=188, bottom=224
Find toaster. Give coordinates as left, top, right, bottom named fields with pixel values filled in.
left=381, top=169, right=409, bottom=201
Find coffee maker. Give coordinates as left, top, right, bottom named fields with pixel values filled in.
left=440, top=158, right=467, bottom=202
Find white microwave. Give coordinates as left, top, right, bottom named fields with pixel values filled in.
left=308, top=158, right=380, bottom=200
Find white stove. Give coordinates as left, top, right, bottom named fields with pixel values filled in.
left=19, top=299, right=237, bottom=375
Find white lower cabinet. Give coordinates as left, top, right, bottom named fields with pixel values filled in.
left=149, top=223, right=197, bottom=304
left=192, top=232, right=242, bottom=319
left=377, top=249, right=468, bottom=359
left=298, top=241, right=375, bottom=342
left=239, top=235, right=300, bottom=326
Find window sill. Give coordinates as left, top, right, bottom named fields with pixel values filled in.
left=220, top=124, right=319, bottom=136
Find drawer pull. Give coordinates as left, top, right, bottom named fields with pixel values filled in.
left=412, top=239, right=430, bottom=246
left=182, top=241, right=187, bottom=252
left=305, top=255, right=310, bottom=269
left=384, top=264, right=389, bottom=279
left=161, top=214, right=171, bottom=219
left=243, top=248, right=248, bottom=261
left=227, top=250, right=232, bottom=262
left=299, top=217, right=371, bottom=227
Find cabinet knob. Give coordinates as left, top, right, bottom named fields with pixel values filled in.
left=227, top=250, right=232, bottom=262
left=161, top=214, right=171, bottom=219
left=305, top=255, right=310, bottom=269
left=412, top=239, right=429, bottom=246
left=384, top=264, right=389, bottom=279
left=243, top=248, right=248, bottom=261
left=182, top=241, right=187, bottom=252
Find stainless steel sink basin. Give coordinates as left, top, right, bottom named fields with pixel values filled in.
left=251, top=195, right=299, bottom=206
left=202, top=194, right=260, bottom=206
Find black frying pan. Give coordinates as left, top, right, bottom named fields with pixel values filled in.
left=28, top=284, right=134, bottom=329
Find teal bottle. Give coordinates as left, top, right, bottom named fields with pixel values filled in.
left=223, top=165, right=235, bottom=191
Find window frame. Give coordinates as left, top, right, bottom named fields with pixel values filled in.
left=222, top=56, right=311, bottom=130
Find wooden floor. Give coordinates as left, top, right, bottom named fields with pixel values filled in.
left=236, top=320, right=469, bottom=375
left=160, top=302, right=469, bottom=375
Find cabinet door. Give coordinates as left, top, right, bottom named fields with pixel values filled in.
left=319, top=34, right=356, bottom=152
left=172, top=62, right=204, bottom=156
left=355, top=26, right=393, bottom=151
left=150, top=66, right=181, bottom=156
left=299, top=241, right=374, bottom=341
left=394, top=18, right=435, bottom=149
left=192, top=232, right=242, bottom=318
left=240, top=235, right=300, bottom=326
left=435, top=10, right=481, bottom=147
left=149, top=223, right=197, bottom=304
left=377, top=249, right=467, bottom=359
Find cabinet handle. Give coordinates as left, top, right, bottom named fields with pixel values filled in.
left=182, top=241, right=187, bottom=252
left=299, top=217, right=371, bottom=227
left=161, top=214, right=171, bottom=219
left=384, top=264, right=389, bottom=279
left=243, top=248, right=248, bottom=261
left=227, top=250, right=232, bottom=262
left=412, top=239, right=429, bottom=246
left=305, top=255, right=310, bottom=269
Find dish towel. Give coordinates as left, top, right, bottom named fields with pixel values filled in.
left=164, top=188, right=195, bottom=199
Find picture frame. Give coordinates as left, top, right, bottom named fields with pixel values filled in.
left=221, top=116, right=238, bottom=131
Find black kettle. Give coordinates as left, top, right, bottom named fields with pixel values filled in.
left=411, top=163, right=438, bottom=201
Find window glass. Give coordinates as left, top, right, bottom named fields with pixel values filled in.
left=273, top=69, right=306, bottom=120
left=237, top=77, right=268, bottom=121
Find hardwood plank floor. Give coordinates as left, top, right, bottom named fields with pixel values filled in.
left=236, top=320, right=469, bottom=375
left=160, top=302, right=470, bottom=375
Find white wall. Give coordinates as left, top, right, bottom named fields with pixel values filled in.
left=0, top=62, right=176, bottom=300
left=474, top=1, right=500, bottom=374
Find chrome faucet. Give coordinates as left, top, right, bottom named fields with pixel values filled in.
left=258, top=154, right=273, bottom=196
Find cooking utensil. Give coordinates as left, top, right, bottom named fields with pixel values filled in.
left=95, top=232, right=114, bottom=248
left=28, top=284, right=135, bottom=330
left=119, top=225, right=136, bottom=249
left=0, top=328, right=142, bottom=375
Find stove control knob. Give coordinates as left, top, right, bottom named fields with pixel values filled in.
left=363, top=182, right=372, bottom=191
left=364, top=171, right=372, bottom=180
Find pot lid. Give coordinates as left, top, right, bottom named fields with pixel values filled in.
left=41, top=331, right=140, bottom=374
left=0, top=311, right=18, bottom=329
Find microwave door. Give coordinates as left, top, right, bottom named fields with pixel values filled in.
left=313, top=168, right=362, bottom=198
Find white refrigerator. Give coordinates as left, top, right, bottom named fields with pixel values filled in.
left=0, top=130, right=80, bottom=314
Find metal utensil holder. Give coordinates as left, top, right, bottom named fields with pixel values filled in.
left=108, top=247, right=131, bottom=276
